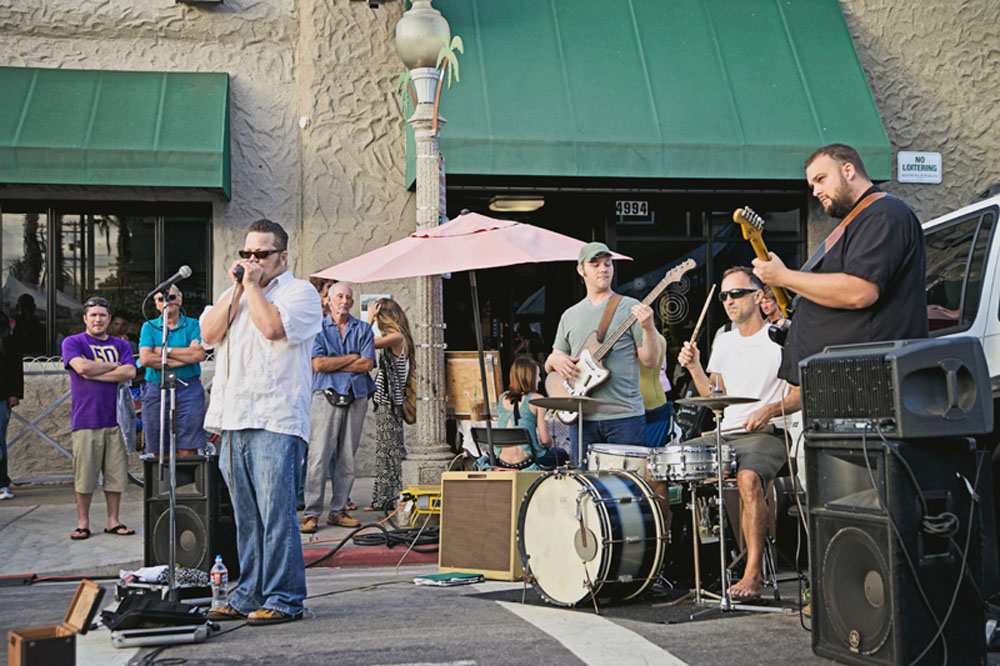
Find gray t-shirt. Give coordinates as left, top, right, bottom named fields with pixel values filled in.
left=552, top=295, right=645, bottom=420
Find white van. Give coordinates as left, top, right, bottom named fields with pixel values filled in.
left=922, top=191, right=1000, bottom=434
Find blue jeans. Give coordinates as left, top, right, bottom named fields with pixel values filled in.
left=220, top=429, right=306, bottom=616
left=568, top=414, right=645, bottom=465
left=0, top=402, right=10, bottom=488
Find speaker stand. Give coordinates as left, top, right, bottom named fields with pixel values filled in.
left=155, top=293, right=184, bottom=603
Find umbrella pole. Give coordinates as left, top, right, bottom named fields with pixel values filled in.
left=469, top=270, right=497, bottom=467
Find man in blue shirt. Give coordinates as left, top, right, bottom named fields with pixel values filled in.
left=138, top=285, right=207, bottom=456
left=300, top=283, right=375, bottom=532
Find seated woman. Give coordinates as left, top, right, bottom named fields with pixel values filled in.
left=476, top=356, right=568, bottom=471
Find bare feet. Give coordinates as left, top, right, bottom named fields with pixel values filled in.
left=728, top=573, right=763, bottom=600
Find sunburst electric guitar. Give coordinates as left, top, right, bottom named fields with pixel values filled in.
left=545, top=258, right=696, bottom=424
left=732, top=206, right=794, bottom=344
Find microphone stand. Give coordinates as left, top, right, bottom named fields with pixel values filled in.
left=155, top=289, right=180, bottom=601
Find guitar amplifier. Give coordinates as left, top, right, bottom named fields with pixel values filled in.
left=438, top=471, right=542, bottom=581
left=800, top=337, right=992, bottom=439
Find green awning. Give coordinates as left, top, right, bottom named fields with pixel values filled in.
left=0, top=67, right=230, bottom=198
left=408, top=0, right=891, bottom=185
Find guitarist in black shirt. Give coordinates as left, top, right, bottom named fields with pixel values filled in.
left=752, top=143, right=927, bottom=395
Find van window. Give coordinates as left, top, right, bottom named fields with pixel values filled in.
left=925, top=209, right=996, bottom=334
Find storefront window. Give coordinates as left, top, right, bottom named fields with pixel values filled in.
left=1, top=211, right=49, bottom=356
left=925, top=209, right=996, bottom=334
left=0, top=202, right=211, bottom=355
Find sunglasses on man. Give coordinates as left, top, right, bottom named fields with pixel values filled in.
left=83, top=297, right=111, bottom=309
left=238, top=249, right=281, bottom=260
left=718, top=288, right=758, bottom=302
left=154, top=293, right=179, bottom=303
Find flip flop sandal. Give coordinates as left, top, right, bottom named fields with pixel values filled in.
left=104, top=524, right=136, bottom=536
left=70, top=527, right=91, bottom=540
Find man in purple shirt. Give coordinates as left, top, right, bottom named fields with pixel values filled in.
left=62, top=296, right=137, bottom=540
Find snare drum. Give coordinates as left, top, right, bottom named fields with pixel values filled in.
left=517, top=470, right=666, bottom=607
left=648, top=444, right=736, bottom=482
left=587, top=443, right=650, bottom=474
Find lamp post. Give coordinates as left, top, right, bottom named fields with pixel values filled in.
left=395, top=0, right=453, bottom=484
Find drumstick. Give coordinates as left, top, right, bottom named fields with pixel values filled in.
left=688, top=283, right=716, bottom=345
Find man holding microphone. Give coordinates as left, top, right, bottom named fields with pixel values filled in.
left=201, top=219, right=322, bottom=626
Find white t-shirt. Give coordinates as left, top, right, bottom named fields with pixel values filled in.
left=202, top=271, right=322, bottom=441
left=706, top=324, right=785, bottom=432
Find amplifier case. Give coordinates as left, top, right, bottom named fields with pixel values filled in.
left=438, top=471, right=542, bottom=581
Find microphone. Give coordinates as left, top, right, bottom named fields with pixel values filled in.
left=233, top=265, right=245, bottom=283
left=147, top=265, right=192, bottom=297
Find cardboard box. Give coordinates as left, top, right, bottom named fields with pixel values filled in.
left=7, top=579, right=104, bottom=666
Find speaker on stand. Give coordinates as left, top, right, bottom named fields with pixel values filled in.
left=143, top=455, right=239, bottom=577
left=800, top=337, right=995, bottom=665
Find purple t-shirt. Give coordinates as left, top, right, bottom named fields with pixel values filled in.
left=61, top=332, right=134, bottom=431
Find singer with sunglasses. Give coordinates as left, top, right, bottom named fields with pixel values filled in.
left=677, top=266, right=799, bottom=601
left=200, top=219, right=321, bottom=626
left=137, top=285, right=207, bottom=457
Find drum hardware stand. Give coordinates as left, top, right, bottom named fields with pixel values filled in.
left=689, top=405, right=789, bottom=618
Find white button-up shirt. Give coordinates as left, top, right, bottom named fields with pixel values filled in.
left=202, top=270, right=322, bottom=441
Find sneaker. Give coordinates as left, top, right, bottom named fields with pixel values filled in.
left=247, top=608, right=302, bottom=626
left=327, top=511, right=361, bottom=528
left=0, top=487, right=13, bottom=500
left=299, top=516, right=318, bottom=534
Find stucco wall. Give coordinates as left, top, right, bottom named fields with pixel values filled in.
left=823, top=1, right=999, bottom=234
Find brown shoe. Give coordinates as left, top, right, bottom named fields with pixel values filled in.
left=327, top=511, right=361, bottom=528
left=207, top=605, right=247, bottom=621
left=247, top=608, right=302, bottom=626
left=802, top=602, right=812, bottom=618
left=299, top=515, right=318, bottom=534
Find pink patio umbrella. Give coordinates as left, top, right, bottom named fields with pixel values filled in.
left=312, top=211, right=631, bottom=465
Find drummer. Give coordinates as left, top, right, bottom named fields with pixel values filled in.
left=677, top=266, right=799, bottom=601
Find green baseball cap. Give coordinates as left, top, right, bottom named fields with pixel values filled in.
left=578, top=241, right=613, bottom=264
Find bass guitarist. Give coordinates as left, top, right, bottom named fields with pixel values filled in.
left=752, top=143, right=928, bottom=392
left=545, top=242, right=661, bottom=463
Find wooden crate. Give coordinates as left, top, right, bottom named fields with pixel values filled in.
left=7, top=579, right=104, bottom=666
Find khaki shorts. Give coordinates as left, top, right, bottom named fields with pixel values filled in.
left=72, top=427, right=128, bottom=494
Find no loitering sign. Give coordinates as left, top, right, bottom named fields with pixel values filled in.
left=897, top=151, right=942, bottom=184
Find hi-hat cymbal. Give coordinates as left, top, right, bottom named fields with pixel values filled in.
left=530, top=396, right=633, bottom=416
left=676, top=395, right=757, bottom=410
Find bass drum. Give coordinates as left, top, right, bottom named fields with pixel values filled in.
left=517, top=470, right=665, bottom=607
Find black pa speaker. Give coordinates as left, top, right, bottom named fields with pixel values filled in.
left=806, top=436, right=990, bottom=665
left=143, top=456, right=239, bottom=577
left=800, top=337, right=992, bottom=438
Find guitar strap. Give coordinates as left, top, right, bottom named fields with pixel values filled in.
left=799, top=191, right=887, bottom=273
left=596, top=293, right=622, bottom=344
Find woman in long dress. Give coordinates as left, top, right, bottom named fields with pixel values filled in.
left=367, top=298, right=414, bottom=512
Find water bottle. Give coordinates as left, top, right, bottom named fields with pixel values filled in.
left=210, top=555, right=229, bottom=610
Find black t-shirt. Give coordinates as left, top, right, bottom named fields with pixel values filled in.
left=779, top=187, right=929, bottom=385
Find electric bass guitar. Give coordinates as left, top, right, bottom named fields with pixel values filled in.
left=545, top=258, right=696, bottom=424
left=732, top=206, right=795, bottom=345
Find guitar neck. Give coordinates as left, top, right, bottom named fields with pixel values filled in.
left=748, top=237, right=793, bottom=317
left=593, top=281, right=668, bottom=361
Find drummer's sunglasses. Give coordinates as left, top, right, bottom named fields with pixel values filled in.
left=238, top=249, right=281, bottom=260
left=718, top=288, right=757, bottom=302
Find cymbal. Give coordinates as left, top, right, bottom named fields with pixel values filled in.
left=530, top=396, right=633, bottom=416
left=676, top=395, right=758, bottom=410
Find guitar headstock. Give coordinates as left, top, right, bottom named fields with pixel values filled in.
left=660, top=258, right=697, bottom=288
left=733, top=206, right=765, bottom=242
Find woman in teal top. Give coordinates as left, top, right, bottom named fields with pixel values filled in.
left=480, top=357, right=568, bottom=470
left=138, top=285, right=207, bottom=456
